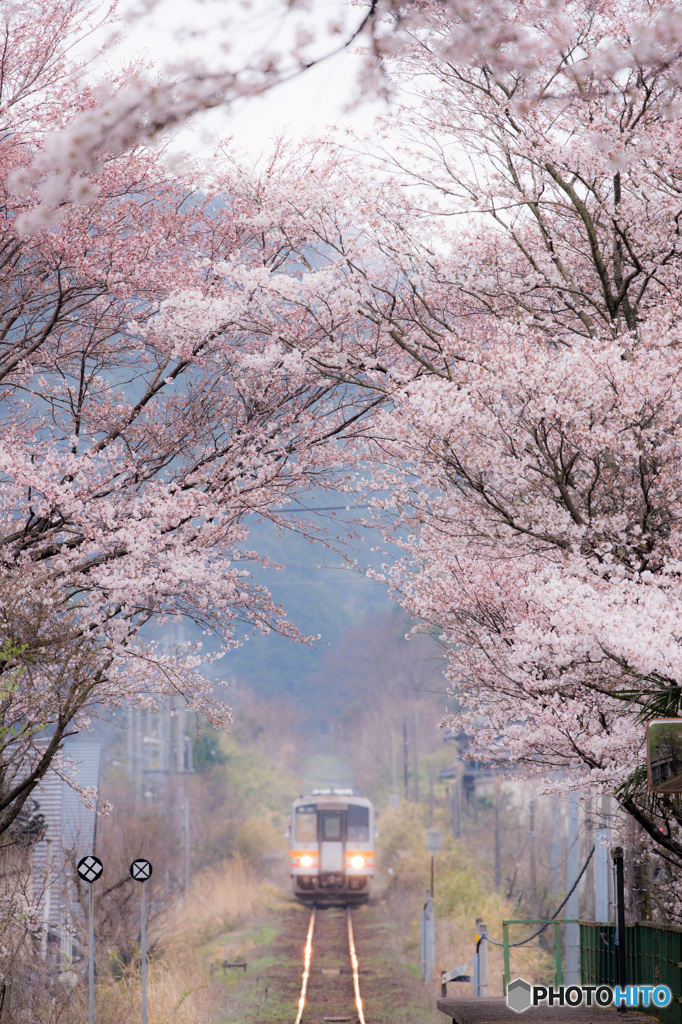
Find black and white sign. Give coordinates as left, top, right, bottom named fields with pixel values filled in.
left=77, top=855, right=104, bottom=883
left=130, top=858, right=153, bottom=882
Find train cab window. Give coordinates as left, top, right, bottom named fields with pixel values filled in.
left=347, top=804, right=370, bottom=842
left=321, top=814, right=343, bottom=841
left=295, top=807, right=318, bottom=843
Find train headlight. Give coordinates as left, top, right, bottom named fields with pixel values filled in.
left=300, top=854, right=314, bottom=868
left=350, top=855, right=364, bottom=869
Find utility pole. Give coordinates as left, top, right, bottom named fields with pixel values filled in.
left=390, top=729, right=399, bottom=808
left=184, top=795, right=190, bottom=893
left=429, top=761, right=435, bottom=827
left=549, top=798, right=562, bottom=896
left=529, top=795, right=537, bottom=915
left=127, top=708, right=134, bottom=783
left=565, top=793, right=581, bottom=986
left=403, top=716, right=409, bottom=800
left=594, top=796, right=611, bottom=922
left=494, top=778, right=501, bottom=888
left=134, top=707, right=142, bottom=804
left=583, top=798, right=596, bottom=921
left=413, top=707, right=419, bottom=802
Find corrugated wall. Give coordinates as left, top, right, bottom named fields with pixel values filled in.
left=31, top=739, right=101, bottom=942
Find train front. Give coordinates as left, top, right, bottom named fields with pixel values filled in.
left=289, top=788, right=374, bottom=904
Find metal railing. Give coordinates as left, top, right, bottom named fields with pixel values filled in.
left=502, top=919, right=579, bottom=993
left=580, top=921, right=682, bottom=1024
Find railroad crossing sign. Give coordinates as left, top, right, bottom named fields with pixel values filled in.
left=130, top=858, right=153, bottom=882
left=77, top=855, right=103, bottom=883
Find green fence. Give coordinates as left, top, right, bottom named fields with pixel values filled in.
left=580, top=921, right=682, bottom=1024
left=502, top=920, right=576, bottom=993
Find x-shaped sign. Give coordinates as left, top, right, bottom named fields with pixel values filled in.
left=130, top=858, right=153, bottom=882
left=77, top=855, right=103, bottom=883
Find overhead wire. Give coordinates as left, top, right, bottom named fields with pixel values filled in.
left=486, top=845, right=595, bottom=948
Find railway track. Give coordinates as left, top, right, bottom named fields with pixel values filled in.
left=294, top=906, right=367, bottom=1024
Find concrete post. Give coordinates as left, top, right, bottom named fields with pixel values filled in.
left=476, top=918, right=488, bottom=997
left=422, top=894, right=435, bottom=981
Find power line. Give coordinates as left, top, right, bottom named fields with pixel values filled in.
left=486, top=845, right=595, bottom=948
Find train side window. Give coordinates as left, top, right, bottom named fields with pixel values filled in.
left=322, top=814, right=342, bottom=840
left=296, top=811, right=317, bottom=842
left=347, top=804, right=370, bottom=842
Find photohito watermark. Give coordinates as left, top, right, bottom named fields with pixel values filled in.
left=506, top=978, right=672, bottom=1013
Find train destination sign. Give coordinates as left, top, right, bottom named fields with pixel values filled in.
left=77, top=855, right=103, bottom=883
left=130, top=858, right=153, bottom=881
left=647, top=719, right=682, bottom=793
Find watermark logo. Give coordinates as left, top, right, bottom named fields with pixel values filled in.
left=507, top=978, right=672, bottom=1012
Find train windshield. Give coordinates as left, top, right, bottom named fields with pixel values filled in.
left=321, top=814, right=343, bottom=840
left=295, top=807, right=317, bottom=842
left=347, top=804, right=370, bottom=842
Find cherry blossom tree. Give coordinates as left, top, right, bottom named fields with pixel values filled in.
left=14, top=0, right=682, bottom=226
left=359, top=6, right=682, bottom=867
left=0, top=9, right=373, bottom=836
left=174, top=0, right=682, bottom=873
left=10, top=0, right=682, bottom=875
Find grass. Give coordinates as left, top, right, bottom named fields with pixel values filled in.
left=251, top=922, right=279, bottom=947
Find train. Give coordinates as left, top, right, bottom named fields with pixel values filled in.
left=289, top=787, right=375, bottom=904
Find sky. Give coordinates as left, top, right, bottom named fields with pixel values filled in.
left=109, top=0, right=383, bottom=160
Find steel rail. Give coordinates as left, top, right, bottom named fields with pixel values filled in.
left=294, top=907, right=316, bottom=1024
left=347, top=907, right=366, bottom=1024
